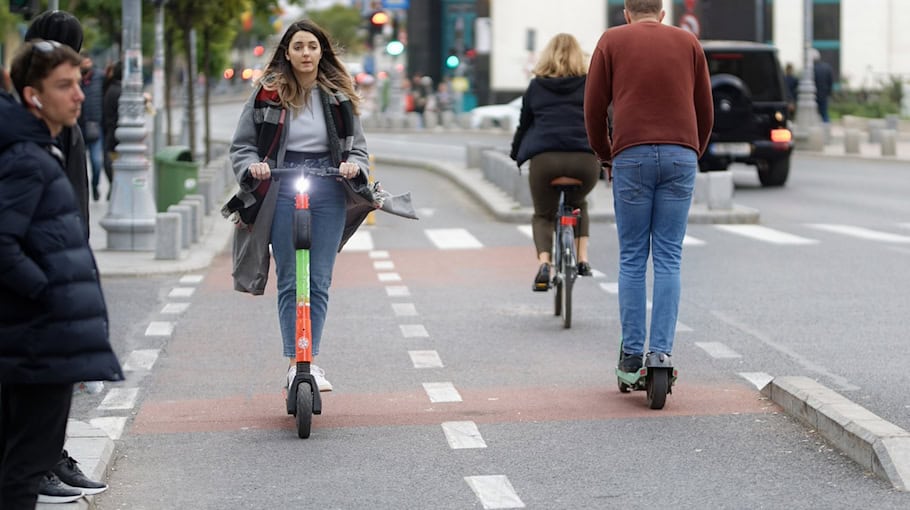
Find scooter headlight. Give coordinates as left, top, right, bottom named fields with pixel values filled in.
left=295, top=177, right=309, bottom=193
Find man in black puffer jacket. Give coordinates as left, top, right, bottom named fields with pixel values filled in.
left=0, top=40, right=123, bottom=509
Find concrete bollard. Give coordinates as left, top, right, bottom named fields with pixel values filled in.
left=693, top=172, right=708, bottom=205
left=184, top=193, right=208, bottom=216
left=808, top=125, right=826, bottom=151
left=844, top=129, right=861, bottom=154
left=167, top=204, right=192, bottom=249
left=154, top=212, right=182, bottom=260
left=441, top=111, right=456, bottom=129
left=179, top=197, right=203, bottom=243
left=469, top=142, right=494, bottom=169
left=706, top=171, right=733, bottom=210
left=881, top=129, right=898, bottom=157
left=424, top=112, right=439, bottom=129
left=885, top=114, right=900, bottom=131
left=867, top=119, right=887, bottom=144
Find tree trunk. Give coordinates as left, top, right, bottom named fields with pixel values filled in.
left=165, top=23, right=174, bottom=146
left=183, top=25, right=196, bottom=159
left=203, top=28, right=212, bottom=164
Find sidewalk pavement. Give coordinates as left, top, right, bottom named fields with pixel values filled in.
left=50, top=132, right=910, bottom=508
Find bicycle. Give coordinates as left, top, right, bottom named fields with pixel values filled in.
left=550, top=176, right=582, bottom=329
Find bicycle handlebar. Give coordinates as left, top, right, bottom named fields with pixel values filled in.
left=269, top=167, right=341, bottom=179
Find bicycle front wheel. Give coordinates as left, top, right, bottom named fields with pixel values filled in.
left=561, top=228, right=576, bottom=329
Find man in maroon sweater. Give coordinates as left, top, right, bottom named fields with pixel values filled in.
left=584, top=0, right=713, bottom=374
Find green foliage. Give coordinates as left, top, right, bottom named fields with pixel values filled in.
left=830, top=76, right=905, bottom=120
left=306, top=5, right=366, bottom=56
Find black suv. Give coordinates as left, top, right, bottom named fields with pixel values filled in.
left=700, top=41, right=794, bottom=187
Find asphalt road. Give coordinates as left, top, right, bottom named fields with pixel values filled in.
left=83, top=129, right=910, bottom=507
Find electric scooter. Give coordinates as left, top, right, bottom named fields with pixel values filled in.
left=274, top=167, right=324, bottom=439
left=615, top=344, right=677, bottom=410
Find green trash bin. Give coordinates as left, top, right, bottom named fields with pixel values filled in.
left=155, top=146, right=199, bottom=212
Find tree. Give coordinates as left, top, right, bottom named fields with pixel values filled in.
left=307, top=4, right=366, bottom=57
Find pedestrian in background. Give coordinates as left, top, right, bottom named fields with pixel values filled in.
left=784, top=62, right=798, bottom=114
left=79, top=52, right=106, bottom=201
left=229, top=19, right=370, bottom=393
left=510, top=33, right=600, bottom=291
left=102, top=61, right=123, bottom=201
left=811, top=49, right=834, bottom=123
left=584, top=0, right=713, bottom=374
left=0, top=40, right=124, bottom=509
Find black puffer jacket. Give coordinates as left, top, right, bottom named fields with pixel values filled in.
left=510, top=76, right=594, bottom=167
left=0, top=91, right=123, bottom=384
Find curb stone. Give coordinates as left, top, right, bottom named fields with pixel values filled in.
left=35, top=420, right=115, bottom=510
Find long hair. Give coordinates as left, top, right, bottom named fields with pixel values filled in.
left=259, top=19, right=360, bottom=115
left=532, top=33, right=587, bottom=78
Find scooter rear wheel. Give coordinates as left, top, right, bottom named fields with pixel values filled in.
left=646, top=369, right=669, bottom=409
left=617, top=378, right=631, bottom=393
left=296, top=382, right=313, bottom=438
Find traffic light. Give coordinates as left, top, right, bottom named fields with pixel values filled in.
left=9, top=0, right=39, bottom=19
left=445, top=50, right=460, bottom=70
left=386, top=40, right=405, bottom=57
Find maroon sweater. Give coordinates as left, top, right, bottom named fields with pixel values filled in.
left=584, top=21, right=714, bottom=162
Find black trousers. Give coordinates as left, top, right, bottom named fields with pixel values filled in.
left=0, top=383, right=73, bottom=510
left=528, top=151, right=600, bottom=256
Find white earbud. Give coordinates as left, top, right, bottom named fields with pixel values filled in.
left=32, top=97, right=43, bottom=109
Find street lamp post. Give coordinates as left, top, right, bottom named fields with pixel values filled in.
left=794, top=0, right=821, bottom=146
left=152, top=1, right=167, bottom=160
left=99, top=0, right=157, bottom=250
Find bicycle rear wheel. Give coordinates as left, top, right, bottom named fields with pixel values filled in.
left=560, top=228, right=576, bottom=329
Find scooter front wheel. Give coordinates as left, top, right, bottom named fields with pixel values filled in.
left=296, top=382, right=313, bottom=438
left=646, top=369, right=670, bottom=409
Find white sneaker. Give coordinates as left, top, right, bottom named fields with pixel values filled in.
left=287, top=364, right=333, bottom=392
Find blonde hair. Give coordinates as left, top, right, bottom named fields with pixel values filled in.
left=532, top=33, right=587, bottom=78
left=259, top=19, right=360, bottom=115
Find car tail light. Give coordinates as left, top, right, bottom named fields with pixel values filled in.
left=771, top=129, right=792, bottom=143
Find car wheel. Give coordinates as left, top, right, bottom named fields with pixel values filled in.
left=757, top=157, right=790, bottom=187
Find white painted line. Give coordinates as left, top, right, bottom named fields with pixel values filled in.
left=160, top=302, right=190, bottom=315
left=409, top=350, right=443, bottom=368
left=676, top=322, right=693, bottom=332
left=145, top=321, right=174, bottom=337
left=600, top=282, right=618, bottom=294
left=442, top=421, right=487, bottom=449
left=423, top=382, right=462, bottom=403
left=516, top=225, right=533, bottom=239
left=465, top=475, right=525, bottom=509
left=425, top=228, right=483, bottom=250
left=373, top=260, right=395, bottom=270
left=123, top=349, right=161, bottom=371
left=695, top=341, right=743, bottom=359
left=392, top=303, right=418, bottom=317
left=683, top=235, right=706, bottom=246
left=377, top=272, right=402, bottom=282
left=89, top=417, right=128, bottom=440
left=807, top=224, right=910, bottom=244
left=368, top=250, right=390, bottom=259
left=343, top=230, right=374, bottom=252
left=590, top=269, right=607, bottom=279
left=179, top=275, right=204, bottom=285
left=98, top=388, right=139, bottom=410
left=416, top=207, right=436, bottom=218
left=739, top=372, right=774, bottom=390
left=385, top=285, right=411, bottom=297
left=715, top=225, right=818, bottom=245
left=168, top=287, right=195, bottom=298
left=400, top=324, right=429, bottom=338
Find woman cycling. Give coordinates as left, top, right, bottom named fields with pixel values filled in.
left=230, top=19, right=369, bottom=392
left=510, top=33, right=600, bottom=291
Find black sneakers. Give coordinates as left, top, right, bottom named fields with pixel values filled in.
left=577, top=261, right=593, bottom=277
left=618, top=352, right=644, bottom=373
left=37, top=472, right=83, bottom=504
left=52, top=450, right=108, bottom=495
left=533, top=263, right=550, bottom=292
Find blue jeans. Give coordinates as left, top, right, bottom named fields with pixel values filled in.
left=612, top=144, right=696, bottom=356
left=270, top=155, right=346, bottom=358
left=87, top=136, right=104, bottom=193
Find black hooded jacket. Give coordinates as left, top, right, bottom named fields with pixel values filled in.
left=510, top=76, right=594, bottom=167
left=0, top=91, right=123, bottom=384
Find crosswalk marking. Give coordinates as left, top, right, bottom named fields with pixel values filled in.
left=425, top=228, right=483, bottom=249
left=739, top=372, right=774, bottom=390
left=89, top=417, right=128, bottom=440
left=516, top=225, right=533, bottom=239
left=715, top=225, right=818, bottom=245
left=409, top=350, right=443, bottom=368
left=807, top=224, right=910, bottom=243
left=373, top=260, right=395, bottom=270
left=695, top=342, right=742, bottom=359
left=99, top=388, right=139, bottom=410
left=442, top=421, right=487, bottom=449
left=465, top=475, right=525, bottom=509
left=145, top=321, right=174, bottom=337
left=422, top=382, right=462, bottom=403
left=369, top=250, right=390, bottom=259
left=178, top=274, right=204, bottom=284
left=683, top=235, right=706, bottom=246
left=392, top=303, right=418, bottom=316
left=600, top=282, right=618, bottom=294
left=161, top=302, right=189, bottom=315
left=168, top=287, right=195, bottom=298
left=385, top=285, right=410, bottom=297
left=123, top=349, right=161, bottom=371
left=377, top=272, right=401, bottom=282
left=343, top=230, right=374, bottom=251
left=400, top=324, right=429, bottom=338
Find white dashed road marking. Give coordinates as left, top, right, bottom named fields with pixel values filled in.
left=378, top=272, right=402, bottom=282
left=160, top=302, right=190, bottom=314
left=807, top=224, right=910, bottom=243
left=89, top=417, right=128, bottom=440
left=683, top=235, right=706, bottom=246
left=385, top=285, right=411, bottom=297
left=343, top=230, right=374, bottom=251
left=739, top=372, right=774, bottom=390
left=600, top=282, right=618, bottom=294
left=465, top=475, right=525, bottom=509
left=179, top=274, right=204, bottom=284
left=695, top=342, right=743, bottom=359
left=168, top=287, right=196, bottom=298
left=715, top=225, right=818, bottom=245
left=368, top=250, right=389, bottom=259
left=422, top=382, right=462, bottom=403
left=516, top=225, right=533, bottom=238
left=425, top=228, right=483, bottom=250
left=409, top=350, right=444, bottom=368
left=144, top=321, right=174, bottom=337
left=98, top=388, right=139, bottom=410
left=400, top=324, right=429, bottom=338
left=392, top=303, right=418, bottom=316
left=373, top=260, right=395, bottom=270
left=122, top=349, right=161, bottom=371
left=442, top=421, right=487, bottom=449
